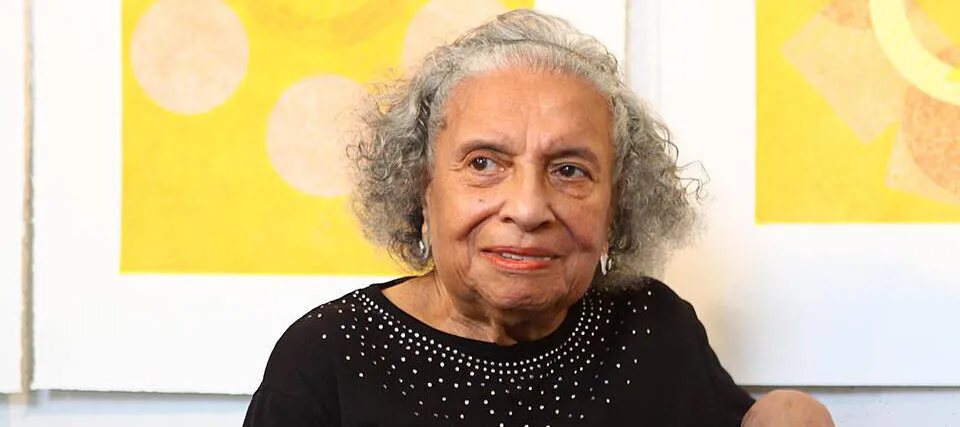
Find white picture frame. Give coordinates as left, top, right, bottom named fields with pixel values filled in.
left=0, top=0, right=26, bottom=394
left=658, top=0, right=960, bottom=386
left=31, top=0, right=626, bottom=394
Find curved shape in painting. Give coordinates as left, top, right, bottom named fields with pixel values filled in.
left=870, top=0, right=960, bottom=106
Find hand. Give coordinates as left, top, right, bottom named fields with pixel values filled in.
left=742, top=389, right=835, bottom=427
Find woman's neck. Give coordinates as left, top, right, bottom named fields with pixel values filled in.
left=383, top=273, right=569, bottom=345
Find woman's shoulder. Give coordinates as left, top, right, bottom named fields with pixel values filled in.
left=591, top=276, right=700, bottom=326
left=594, top=276, right=687, bottom=305
left=249, top=285, right=387, bottom=425
left=275, top=283, right=384, bottom=352
left=269, top=276, right=411, bottom=358
left=255, top=281, right=395, bottom=396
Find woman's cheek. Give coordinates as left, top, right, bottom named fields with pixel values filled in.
left=557, top=199, right=608, bottom=247
left=446, top=191, right=499, bottom=236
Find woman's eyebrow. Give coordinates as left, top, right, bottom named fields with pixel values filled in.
left=454, top=138, right=516, bottom=159
left=547, top=146, right=600, bottom=165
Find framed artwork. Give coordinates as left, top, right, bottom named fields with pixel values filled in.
left=760, top=0, right=960, bottom=222
left=0, top=0, right=26, bottom=394
left=661, top=0, right=960, bottom=385
left=32, top=0, right=626, bottom=393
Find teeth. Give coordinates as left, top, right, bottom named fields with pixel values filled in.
left=499, top=252, right=551, bottom=261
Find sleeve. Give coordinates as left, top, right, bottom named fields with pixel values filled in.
left=686, top=300, right=756, bottom=426
left=242, top=316, right=342, bottom=427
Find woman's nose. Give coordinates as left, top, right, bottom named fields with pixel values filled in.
left=499, top=166, right=556, bottom=231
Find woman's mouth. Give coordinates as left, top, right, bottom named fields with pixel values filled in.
left=498, top=252, right=553, bottom=261
left=481, top=247, right=558, bottom=272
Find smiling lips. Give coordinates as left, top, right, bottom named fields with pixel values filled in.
left=482, top=246, right=558, bottom=272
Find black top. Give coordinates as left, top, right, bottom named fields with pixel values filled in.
left=243, top=277, right=754, bottom=426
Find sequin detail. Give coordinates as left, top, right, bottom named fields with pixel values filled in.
left=312, top=287, right=655, bottom=424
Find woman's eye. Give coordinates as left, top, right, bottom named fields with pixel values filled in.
left=470, top=156, right=498, bottom=173
left=556, top=164, right=587, bottom=179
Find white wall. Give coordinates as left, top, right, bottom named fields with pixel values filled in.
left=2, top=0, right=959, bottom=425
left=3, top=388, right=960, bottom=426
left=0, top=392, right=248, bottom=427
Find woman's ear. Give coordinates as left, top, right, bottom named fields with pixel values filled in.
left=423, top=174, right=435, bottom=216
left=421, top=209, right=430, bottom=236
left=422, top=187, right=431, bottom=222
left=420, top=184, right=432, bottom=240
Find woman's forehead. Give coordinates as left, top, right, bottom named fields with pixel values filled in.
left=439, top=68, right=612, bottom=141
left=447, top=67, right=605, bottom=106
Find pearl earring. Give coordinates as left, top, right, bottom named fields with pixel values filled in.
left=600, top=252, right=613, bottom=276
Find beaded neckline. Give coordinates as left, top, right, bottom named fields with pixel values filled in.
left=308, top=277, right=658, bottom=424
left=358, top=276, right=593, bottom=365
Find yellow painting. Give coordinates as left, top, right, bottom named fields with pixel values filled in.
left=757, top=0, right=960, bottom=222
left=122, top=0, right=534, bottom=274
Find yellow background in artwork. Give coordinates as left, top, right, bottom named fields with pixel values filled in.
left=757, top=0, right=960, bottom=223
left=122, top=0, right=534, bottom=274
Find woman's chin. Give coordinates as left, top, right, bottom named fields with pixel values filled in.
left=475, top=280, right=566, bottom=313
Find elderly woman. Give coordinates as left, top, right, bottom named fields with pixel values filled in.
left=244, top=9, right=833, bottom=427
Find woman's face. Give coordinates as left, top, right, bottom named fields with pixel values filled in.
left=425, top=67, right=615, bottom=315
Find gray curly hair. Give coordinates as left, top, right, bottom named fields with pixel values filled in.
left=349, top=9, right=701, bottom=289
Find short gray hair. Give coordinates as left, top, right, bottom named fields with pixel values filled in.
left=349, top=9, right=701, bottom=289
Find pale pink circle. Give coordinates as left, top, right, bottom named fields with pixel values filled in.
left=402, top=0, right=507, bottom=71
left=267, top=75, right=367, bottom=197
left=130, top=0, right=249, bottom=114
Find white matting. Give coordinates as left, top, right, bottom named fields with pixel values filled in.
left=0, top=0, right=26, bottom=394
